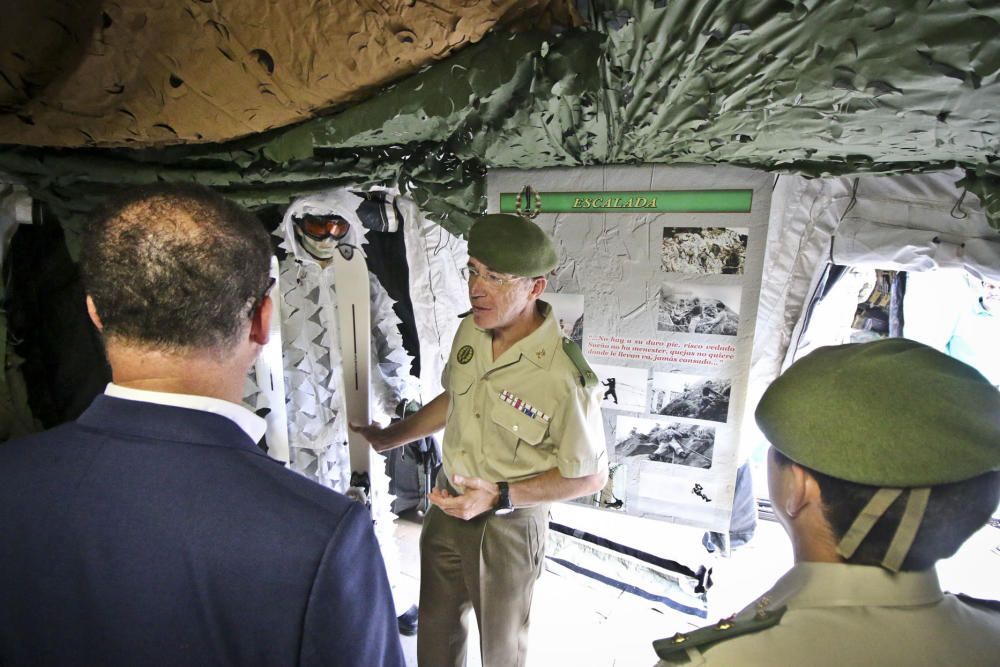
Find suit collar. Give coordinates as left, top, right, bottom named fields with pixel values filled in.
left=77, top=395, right=270, bottom=458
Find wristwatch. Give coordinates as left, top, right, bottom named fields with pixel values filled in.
left=494, top=481, right=514, bottom=515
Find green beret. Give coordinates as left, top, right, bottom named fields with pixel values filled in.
left=468, top=213, right=557, bottom=277
left=756, top=338, right=1000, bottom=486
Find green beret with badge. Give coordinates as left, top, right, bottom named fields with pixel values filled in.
left=755, top=337, right=1000, bottom=486
left=468, top=213, right=558, bottom=277
left=755, top=337, right=1000, bottom=572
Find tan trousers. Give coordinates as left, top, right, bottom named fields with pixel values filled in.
left=416, top=503, right=549, bottom=667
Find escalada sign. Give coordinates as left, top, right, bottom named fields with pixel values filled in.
left=499, top=190, right=752, bottom=214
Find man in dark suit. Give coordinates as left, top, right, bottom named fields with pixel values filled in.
left=0, top=184, right=405, bottom=667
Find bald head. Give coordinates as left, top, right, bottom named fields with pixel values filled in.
left=80, top=183, right=272, bottom=354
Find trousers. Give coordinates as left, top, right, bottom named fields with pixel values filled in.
left=416, top=502, right=549, bottom=667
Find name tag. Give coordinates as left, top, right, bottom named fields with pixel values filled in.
left=499, top=390, right=551, bottom=423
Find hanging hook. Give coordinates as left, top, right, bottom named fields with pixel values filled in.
left=950, top=188, right=968, bottom=220
left=514, top=185, right=542, bottom=219
left=838, top=177, right=860, bottom=223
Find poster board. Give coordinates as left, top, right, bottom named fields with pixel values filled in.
left=488, top=166, right=770, bottom=532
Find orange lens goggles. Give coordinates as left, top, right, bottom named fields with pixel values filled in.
left=295, top=214, right=350, bottom=240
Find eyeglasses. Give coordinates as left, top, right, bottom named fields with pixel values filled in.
left=293, top=214, right=350, bottom=241
left=465, top=265, right=522, bottom=288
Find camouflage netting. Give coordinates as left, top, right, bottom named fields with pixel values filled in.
left=1, top=0, right=998, bottom=238
left=0, top=0, right=579, bottom=147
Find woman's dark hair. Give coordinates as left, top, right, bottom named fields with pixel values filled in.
left=773, top=449, right=1000, bottom=571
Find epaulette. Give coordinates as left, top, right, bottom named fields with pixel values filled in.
left=955, top=593, right=1000, bottom=613
left=458, top=309, right=472, bottom=318
left=561, top=337, right=598, bottom=389
left=653, top=606, right=786, bottom=664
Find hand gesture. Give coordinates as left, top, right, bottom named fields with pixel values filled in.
left=349, top=421, right=397, bottom=454
left=427, top=475, right=499, bottom=521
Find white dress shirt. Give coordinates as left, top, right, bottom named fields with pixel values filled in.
left=104, top=383, right=266, bottom=444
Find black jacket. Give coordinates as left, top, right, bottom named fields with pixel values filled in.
left=0, top=395, right=404, bottom=667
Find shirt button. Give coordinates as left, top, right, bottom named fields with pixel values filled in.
left=512, top=424, right=519, bottom=432
left=475, top=413, right=481, bottom=419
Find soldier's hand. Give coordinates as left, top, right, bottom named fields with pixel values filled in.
left=427, top=475, right=499, bottom=521
left=349, top=421, right=396, bottom=454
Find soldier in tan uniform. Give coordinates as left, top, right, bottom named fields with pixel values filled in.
left=354, top=213, right=608, bottom=667
left=654, top=338, right=1000, bottom=666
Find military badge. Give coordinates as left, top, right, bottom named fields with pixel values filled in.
left=457, top=345, right=474, bottom=364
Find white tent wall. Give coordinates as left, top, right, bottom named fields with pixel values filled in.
left=746, top=169, right=999, bottom=463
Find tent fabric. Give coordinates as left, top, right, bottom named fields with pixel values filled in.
left=396, top=195, right=470, bottom=404
left=746, top=169, right=995, bottom=454
left=832, top=217, right=1000, bottom=279
left=2, top=0, right=1000, bottom=237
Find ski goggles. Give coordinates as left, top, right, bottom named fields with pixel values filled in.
left=292, top=213, right=350, bottom=241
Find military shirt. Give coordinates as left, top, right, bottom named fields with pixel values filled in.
left=654, top=562, right=1000, bottom=666
left=441, top=302, right=607, bottom=485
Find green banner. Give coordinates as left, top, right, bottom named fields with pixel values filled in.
left=499, top=190, right=752, bottom=213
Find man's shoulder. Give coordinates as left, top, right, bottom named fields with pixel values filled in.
left=0, top=420, right=89, bottom=460
left=552, top=336, right=599, bottom=390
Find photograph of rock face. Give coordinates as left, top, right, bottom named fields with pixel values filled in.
left=650, top=373, right=731, bottom=423
left=546, top=291, right=585, bottom=347
left=614, top=416, right=715, bottom=470
left=661, top=227, right=748, bottom=275
left=657, top=285, right=741, bottom=336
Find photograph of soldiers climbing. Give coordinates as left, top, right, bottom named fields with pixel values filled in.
left=614, top=417, right=715, bottom=470
left=661, top=227, right=749, bottom=275
left=650, top=374, right=731, bottom=423
left=591, top=363, right=649, bottom=412
left=657, top=286, right=741, bottom=336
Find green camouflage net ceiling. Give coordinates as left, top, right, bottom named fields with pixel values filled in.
left=1, top=0, right=999, bottom=241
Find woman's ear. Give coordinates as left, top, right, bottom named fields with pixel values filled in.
left=782, top=462, right=815, bottom=519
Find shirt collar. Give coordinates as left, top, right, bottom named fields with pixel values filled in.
left=758, top=562, right=944, bottom=612
left=505, top=300, right=561, bottom=370
left=104, top=383, right=267, bottom=444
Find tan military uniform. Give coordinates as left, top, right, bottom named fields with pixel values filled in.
left=440, top=301, right=606, bottom=485
left=655, top=562, right=1000, bottom=666
left=418, top=302, right=607, bottom=667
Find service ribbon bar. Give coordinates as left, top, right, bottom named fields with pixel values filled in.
left=499, top=390, right=551, bottom=423
left=499, top=190, right=752, bottom=214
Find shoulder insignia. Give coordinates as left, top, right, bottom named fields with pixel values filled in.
left=561, top=337, right=598, bottom=389
left=653, top=606, right=787, bottom=663
left=458, top=309, right=473, bottom=318
left=955, top=593, right=1000, bottom=613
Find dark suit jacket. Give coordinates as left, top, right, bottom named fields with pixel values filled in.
left=0, top=395, right=405, bottom=667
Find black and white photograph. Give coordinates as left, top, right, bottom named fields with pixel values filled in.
left=591, top=363, right=648, bottom=412
left=545, top=291, right=584, bottom=347
left=661, top=227, right=749, bottom=275
left=657, top=283, right=741, bottom=336
left=649, top=372, right=731, bottom=423
left=614, top=416, right=715, bottom=470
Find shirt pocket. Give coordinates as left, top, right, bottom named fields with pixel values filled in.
left=489, top=401, right=549, bottom=447
left=447, top=370, right=476, bottom=421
